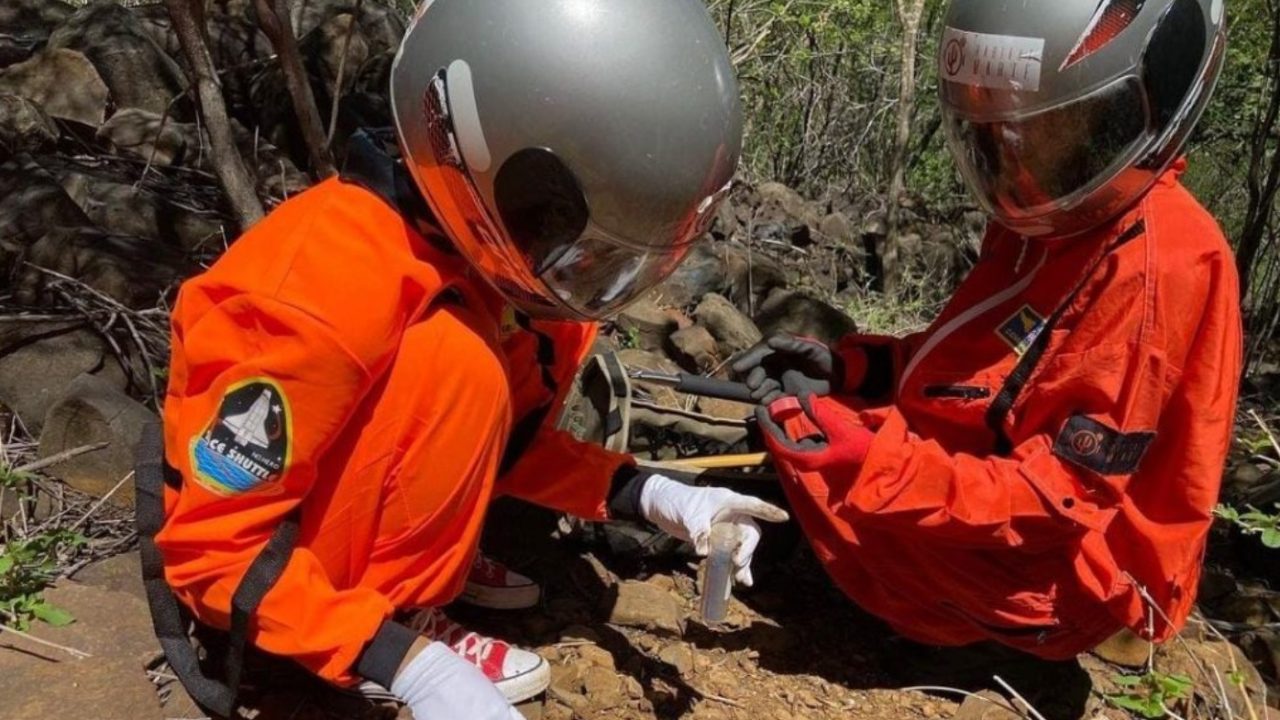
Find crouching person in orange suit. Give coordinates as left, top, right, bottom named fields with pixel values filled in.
left=735, top=0, right=1241, bottom=660
left=149, top=3, right=786, bottom=719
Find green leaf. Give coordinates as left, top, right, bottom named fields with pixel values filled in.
left=30, top=601, right=73, bottom=627
left=1106, top=694, right=1166, bottom=718
left=1113, top=675, right=1145, bottom=687
left=0, top=554, right=14, bottom=576
left=1261, top=527, right=1280, bottom=549
left=1215, top=505, right=1241, bottom=521
left=1158, top=674, right=1193, bottom=698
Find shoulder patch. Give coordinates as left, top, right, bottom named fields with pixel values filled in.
left=1053, top=415, right=1154, bottom=476
left=190, top=379, right=292, bottom=496
left=997, top=304, right=1045, bottom=357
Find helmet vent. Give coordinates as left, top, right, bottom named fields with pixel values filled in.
left=1062, top=0, right=1147, bottom=70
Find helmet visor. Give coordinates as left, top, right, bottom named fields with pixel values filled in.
left=943, top=76, right=1150, bottom=223
left=540, top=233, right=693, bottom=318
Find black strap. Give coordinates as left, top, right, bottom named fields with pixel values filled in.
left=985, top=221, right=1146, bottom=456
left=499, top=312, right=562, bottom=475
left=340, top=128, right=447, bottom=248
left=135, top=422, right=300, bottom=719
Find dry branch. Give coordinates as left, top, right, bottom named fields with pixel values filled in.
left=166, top=0, right=265, bottom=229
left=254, top=0, right=336, bottom=178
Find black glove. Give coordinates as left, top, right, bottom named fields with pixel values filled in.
left=731, top=334, right=844, bottom=405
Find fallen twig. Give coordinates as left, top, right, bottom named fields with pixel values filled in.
left=12, top=443, right=109, bottom=475
left=993, top=676, right=1047, bottom=720
left=1249, top=409, right=1280, bottom=459
left=67, top=472, right=133, bottom=533
left=901, top=686, right=1022, bottom=715
left=0, top=610, right=91, bottom=660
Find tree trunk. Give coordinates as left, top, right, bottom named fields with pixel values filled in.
left=254, top=0, right=335, bottom=178
left=166, top=0, right=264, bottom=230
left=879, top=0, right=927, bottom=295
left=1237, top=3, right=1280, bottom=304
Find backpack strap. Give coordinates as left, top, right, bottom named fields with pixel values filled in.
left=985, top=221, right=1146, bottom=456
left=135, top=422, right=300, bottom=719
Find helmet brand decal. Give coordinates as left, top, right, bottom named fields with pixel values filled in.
left=190, top=379, right=292, bottom=496
left=940, top=27, right=1044, bottom=92
left=1062, top=0, right=1147, bottom=70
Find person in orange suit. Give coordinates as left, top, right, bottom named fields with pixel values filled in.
left=152, top=3, right=786, bottom=719
left=737, top=0, right=1240, bottom=659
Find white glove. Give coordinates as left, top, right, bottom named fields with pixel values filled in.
left=639, top=475, right=789, bottom=587
left=392, top=641, right=522, bottom=720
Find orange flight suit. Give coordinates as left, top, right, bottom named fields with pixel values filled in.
left=772, top=162, right=1242, bottom=658
left=158, top=178, right=629, bottom=684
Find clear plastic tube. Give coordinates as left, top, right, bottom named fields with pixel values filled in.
left=700, top=523, right=739, bottom=623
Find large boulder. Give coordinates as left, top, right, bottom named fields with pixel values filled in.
left=0, top=321, right=127, bottom=434
left=0, top=92, right=57, bottom=155
left=754, top=289, right=859, bottom=345
left=96, top=108, right=199, bottom=167
left=656, top=241, right=785, bottom=313
left=0, top=0, right=73, bottom=34
left=693, top=293, right=762, bottom=356
left=13, top=225, right=187, bottom=309
left=56, top=165, right=226, bottom=251
left=0, top=48, right=108, bottom=125
left=47, top=1, right=188, bottom=116
left=0, top=155, right=91, bottom=248
left=0, top=0, right=73, bottom=68
left=39, top=373, right=158, bottom=507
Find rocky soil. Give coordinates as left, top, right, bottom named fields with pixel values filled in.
left=1, top=0, right=1279, bottom=719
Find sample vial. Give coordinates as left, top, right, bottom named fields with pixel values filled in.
left=699, top=523, right=739, bottom=624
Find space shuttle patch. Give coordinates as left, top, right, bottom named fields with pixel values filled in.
left=190, top=379, right=292, bottom=496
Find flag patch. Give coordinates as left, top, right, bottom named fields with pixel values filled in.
left=190, top=379, right=291, bottom=496
left=997, top=305, right=1046, bottom=356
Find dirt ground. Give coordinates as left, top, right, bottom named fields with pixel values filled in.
left=142, top=499, right=1109, bottom=720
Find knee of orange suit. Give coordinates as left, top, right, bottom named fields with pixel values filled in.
left=302, top=303, right=514, bottom=596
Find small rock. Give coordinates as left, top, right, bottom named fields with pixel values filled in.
left=0, top=0, right=72, bottom=36
left=668, top=325, right=720, bottom=373
left=605, top=580, right=685, bottom=636
left=694, top=293, right=762, bottom=356
left=577, top=644, right=616, bottom=670
left=582, top=665, right=626, bottom=708
left=754, top=289, right=859, bottom=345
left=658, top=643, right=694, bottom=675
left=615, top=295, right=677, bottom=352
left=15, top=225, right=187, bottom=309
left=97, top=108, right=197, bottom=167
left=818, top=212, right=857, bottom=247
left=0, top=92, right=57, bottom=152
left=515, top=699, right=543, bottom=720
left=0, top=48, right=108, bottom=125
left=39, top=373, right=158, bottom=507
left=952, top=690, right=1019, bottom=720
left=1157, top=636, right=1265, bottom=716
left=0, top=322, right=127, bottom=434
left=1092, top=628, right=1152, bottom=668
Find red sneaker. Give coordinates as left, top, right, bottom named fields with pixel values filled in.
left=407, top=609, right=550, bottom=703
left=461, top=554, right=541, bottom=610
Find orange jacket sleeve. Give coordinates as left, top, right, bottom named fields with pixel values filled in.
left=159, top=293, right=395, bottom=685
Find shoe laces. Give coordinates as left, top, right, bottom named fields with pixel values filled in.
left=407, top=609, right=501, bottom=669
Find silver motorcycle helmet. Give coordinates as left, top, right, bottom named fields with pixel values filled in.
left=390, top=0, right=743, bottom=320
left=938, top=0, right=1227, bottom=238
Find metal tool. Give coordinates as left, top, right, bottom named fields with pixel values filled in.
left=627, top=369, right=755, bottom=404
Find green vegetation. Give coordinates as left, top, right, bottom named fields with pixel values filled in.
left=708, top=0, right=1280, bottom=369
left=1215, top=503, right=1280, bottom=549
left=0, top=467, right=81, bottom=630
left=1105, top=672, right=1194, bottom=719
